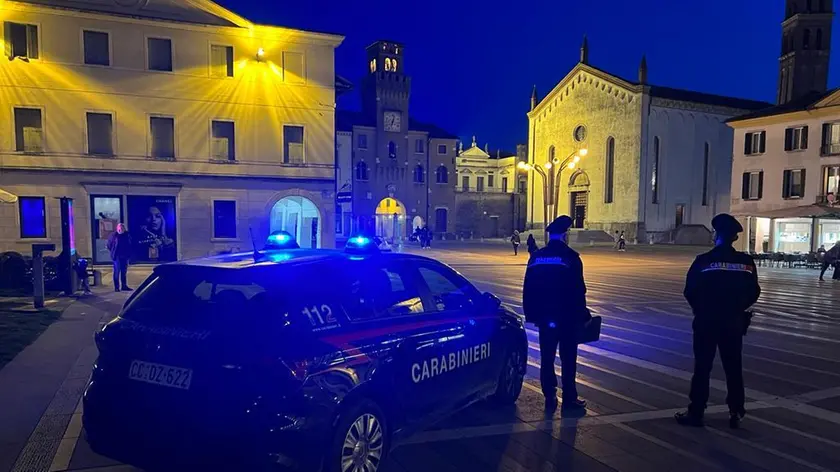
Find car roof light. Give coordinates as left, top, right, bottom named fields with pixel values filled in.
left=345, top=235, right=380, bottom=254
left=265, top=231, right=300, bottom=250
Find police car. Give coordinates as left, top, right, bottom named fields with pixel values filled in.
left=83, top=233, right=527, bottom=471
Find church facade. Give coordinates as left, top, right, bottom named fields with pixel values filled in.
left=336, top=41, right=459, bottom=244
left=526, top=41, right=772, bottom=242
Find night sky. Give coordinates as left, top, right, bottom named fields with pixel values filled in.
left=218, top=0, right=838, bottom=152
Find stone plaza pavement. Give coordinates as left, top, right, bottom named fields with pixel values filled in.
left=2, top=244, right=839, bottom=472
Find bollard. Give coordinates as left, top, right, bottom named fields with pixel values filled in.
left=31, top=243, right=55, bottom=309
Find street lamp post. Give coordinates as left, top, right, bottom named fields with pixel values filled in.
left=518, top=147, right=587, bottom=234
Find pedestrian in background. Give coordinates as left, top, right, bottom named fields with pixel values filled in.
left=819, top=241, right=840, bottom=281
left=676, top=213, right=760, bottom=429
left=107, top=223, right=133, bottom=292
left=617, top=231, right=627, bottom=252
left=523, top=215, right=589, bottom=413
left=527, top=234, right=538, bottom=255
left=73, top=254, right=92, bottom=295
left=511, top=230, right=521, bottom=255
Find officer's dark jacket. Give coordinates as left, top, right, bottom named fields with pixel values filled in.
left=684, top=245, right=760, bottom=321
left=522, top=240, right=588, bottom=326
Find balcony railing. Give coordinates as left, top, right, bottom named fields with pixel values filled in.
left=821, top=143, right=840, bottom=156
left=457, top=186, right=517, bottom=194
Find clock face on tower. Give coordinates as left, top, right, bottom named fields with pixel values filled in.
left=383, top=111, right=401, bottom=132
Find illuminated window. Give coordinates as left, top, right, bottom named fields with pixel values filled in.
left=4, top=22, right=39, bottom=60
left=83, top=30, right=110, bottom=66
left=369, top=58, right=376, bottom=73
left=147, top=37, right=172, bottom=71
left=86, top=112, right=114, bottom=156
left=150, top=116, right=175, bottom=159
left=211, top=120, right=235, bottom=161
left=283, top=51, right=305, bottom=83
left=385, top=57, right=392, bottom=72
left=358, top=134, right=368, bottom=149
left=436, top=165, right=449, bottom=183
left=213, top=200, right=237, bottom=239
left=18, top=196, right=46, bottom=239
left=284, top=125, right=304, bottom=163
left=210, top=45, right=233, bottom=78
left=391, top=59, right=398, bottom=71
left=14, top=107, right=43, bottom=153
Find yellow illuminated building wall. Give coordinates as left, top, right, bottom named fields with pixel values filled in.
left=0, top=0, right=344, bottom=260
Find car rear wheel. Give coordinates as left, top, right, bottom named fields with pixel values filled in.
left=491, top=346, right=526, bottom=405
left=328, top=400, right=389, bottom=472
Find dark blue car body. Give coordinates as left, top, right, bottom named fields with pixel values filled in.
left=83, top=249, right=527, bottom=471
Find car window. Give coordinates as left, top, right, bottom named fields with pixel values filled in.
left=417, top=265, right=476, bottom=312
left=344, top=262, right=424, bottom=322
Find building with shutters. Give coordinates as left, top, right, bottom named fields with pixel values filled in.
left=335, top=41, right=459, bottom=244
left=728, top=0, right=840, bottom=254
left=0, top=0, right=343, bottom=264
left=526, top=38, right=770, bottom=243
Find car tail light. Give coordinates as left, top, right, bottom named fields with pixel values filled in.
left=282, top=360, right=310, bottom=381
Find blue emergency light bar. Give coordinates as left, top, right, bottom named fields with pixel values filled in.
left=265, top=231, right=300, bottom=250
left=345, top=235, right=380, bottom=254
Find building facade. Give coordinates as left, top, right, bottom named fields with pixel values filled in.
left=453, top=137, right=527, bottom=238
left=0, top=0, right=343, bottom=264
left=336, top=41, right=458, bottom=243
left=729, top=0, right=838, bottom=254
left=526, top=41, right=771, bottom=243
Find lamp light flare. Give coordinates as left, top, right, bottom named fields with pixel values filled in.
left=256, top=48, right=265, bottom=59
left=568, top=162, right=576, bottom=169
left=579, top=148, right=589, bottom=157
left=573, top=155, right=581, bottom=163
left=544, top=162, right=552, bottom=169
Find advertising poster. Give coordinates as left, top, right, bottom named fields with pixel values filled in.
left=127, top=196, right=177, bottom=263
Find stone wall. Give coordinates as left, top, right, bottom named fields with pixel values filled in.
left=454, top=192, right=524, bottom=239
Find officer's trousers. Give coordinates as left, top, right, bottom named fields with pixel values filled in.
left=688, top=322, right=744, bottom=416
left=538, top=326, right=578, bottom=401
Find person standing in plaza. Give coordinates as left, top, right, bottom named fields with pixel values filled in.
left=511, top=230, right=521, bottom=255
left=523, top=215, right=589, bottom=413
left=819, top=241, right=840, bottom=281
left=527, top=233, right=538, bottom=255
left=676, top=213, right=760, bottom=429
left=617, top=231, right=627, bottom=252
left=107, top=223, right=133, bottom=292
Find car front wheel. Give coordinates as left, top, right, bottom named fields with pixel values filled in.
left=328, top=400, right=389, bottom=472
left=491, top=346, right=526, bottom=405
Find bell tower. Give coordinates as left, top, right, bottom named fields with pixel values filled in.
left=778, top=0, right=833, bottom=104
left=361, top=41, right=411, bottom=135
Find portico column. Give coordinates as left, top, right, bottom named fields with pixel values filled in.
left=768, top=218, right=777, bottom=252
left=743, top=216, right=752, bottom=252
left=810, top=217, right=819, bottom=252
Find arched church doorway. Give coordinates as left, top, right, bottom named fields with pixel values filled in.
left=375, top=197, right=406, bottom=242
left=269, top=196, right=321, bottom=248
left=568, top=171, right=590, bottom=229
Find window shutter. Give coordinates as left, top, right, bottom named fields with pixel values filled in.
left=801, top=168, right=806, bottom=197
left=225, top=46, right=234, bottom=77
left=3, top=23, right=11, bottom=59
left=802, top=126, right=809, bottom=149
left=785, top=128, right=793, bottom=151
left=759, top=132, right=766, bottom=153
left=742, top=173, right=750, bottom=199
left=782, top=170, right=791, bottom=198
left=758, top=171, right=764, bottom=199
left=744, top=133, right=751, bottom=154
left=26, top=25, right=38, bottom=60
left=823, top=123, right=832, bottom=151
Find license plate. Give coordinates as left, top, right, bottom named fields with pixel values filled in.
left=128, top=360, right=192, bottom=390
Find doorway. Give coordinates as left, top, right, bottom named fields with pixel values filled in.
left=375, top=197, right=406, bottom=242
left=435, top=208, right=448, bottom=233
left=675, top=204, right=685, bottom=228
left=570, top=191, right=588, bottom=229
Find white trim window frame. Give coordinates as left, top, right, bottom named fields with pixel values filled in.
left=84, top=109, right=117, bottom=157
left=81, top=28, right=112, bottom=67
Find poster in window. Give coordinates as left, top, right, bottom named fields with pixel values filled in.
left=127, top=195, right=177, bottom=262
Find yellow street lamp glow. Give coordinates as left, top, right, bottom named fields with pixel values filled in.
left=517, top=161, right=531, bottom=170
left=573, top=155, right=581, bottom=163
left=579, top=148, right=589, bottom=157
left=568, top=162, right=576, bottom=169
left=544, top=162, right=552, bottom=169
left=256, top=48, right=265, bottom=59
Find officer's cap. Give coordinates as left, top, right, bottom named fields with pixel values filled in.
left=711, top=213, right=743, bottom=236
left=546, top=215, right=573, bottom=234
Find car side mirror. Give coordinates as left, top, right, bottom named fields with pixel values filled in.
left=480, top=292, right=502, bottom=312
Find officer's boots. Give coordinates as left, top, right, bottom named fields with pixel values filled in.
left=674, top=410, right=704, bottom=427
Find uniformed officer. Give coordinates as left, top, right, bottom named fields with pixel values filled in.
left=676, top=213, right=761, bottom=429
left=522, top=215, right=588, bottom=412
